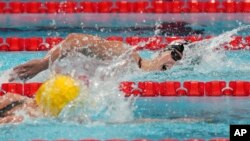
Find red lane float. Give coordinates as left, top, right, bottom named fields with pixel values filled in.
left=229, top=81, right=250, bottom=96
left=7, top=2, right=25, bottom=13
left=132, top=139, right=152, bottom=141
left=7, top=80, right=250, bottom=97
left=6, top=37, right=25, bottom=51
left=45, top=2, right=60, bottom=13
left=159, top=139, right=179, bottom=141
left=0, top=37, right=64, bottom=51
left=23, top=83, right=42, bottom=97
left=245, top=36, right=250, bottom=48
left=184, top=81, right=205, bottom=96
left=240, top=0, right=250, bottom=13
left=120, top=81, right=136, bottom=97
left=205, top=81, right=226, bottom=96
left=116, top=1, right=133, bottom=13
left=152, top=0, right=167, bottom=13
left=125, top=36, right=148, bottom=50
left=225, top=36, right=246, bottom=50
left=106, top=36, right=123, bottom=41
left=28, top=139, right=230, bottom=141
left=165, top=36, right=183, bottom=44
left=0, top=37, right=8, bottom=51
left=1, top=82, right=42, bottom=97
left=204, top=0, right=220, bottom=13
left=185, top=139, right=205, bottom=141
left=138, top=81, right=159, bottom=97
left=222, top=0, right=237, bottom=13
left=209, top=138, right=230, bottom=141
left=45, top=37, right=63, bottom=49
left=134, top=1, right=149, bottom=13
left=185, top=36, right=203, bottom=42
left=0, top=2, right=6, bottom=13
left=169, top=0, right=184, bottom=13
left=0, top=1, right=250, bottom=13
left=106, top=139, right=127, bottom=141
left=54, top=140, right=74, bottom=141
left=25, top=2, right=42, bottom=13
left=145, top=36, right=165, bottom=50
left=97, top=1, right=113, bottom=13
left=1, top=35, right=250, bottom=52
left=79, top=140, right=100, bottom=141
left=1, top=83, right=23, bottom=95
left=186, top=0, right=203, bottom=13
left=25, top=37, right=43, bottom=51
left=118, top=80, right=250, bottom=97
left=125, top=36, right=165, bottom=50
left=80, top=2, right=96, bottom=13
left=160, top=81, right=181, bottom=96
left=125, top=36, right=143, bottom=46
left=222, top=87, right=233, bottom=96
left=40, top=37, right=63, bottom=51
left=59, top=1, right=77, bottom=13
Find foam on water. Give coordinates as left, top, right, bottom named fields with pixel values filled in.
left=47, top=44, right=141, bottom=123
left=182, top=26, right=240, bottom=71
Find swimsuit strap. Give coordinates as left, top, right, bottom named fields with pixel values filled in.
left=0, top=101, right=24, bottom=117
left=138, top=57, right=142, bottom=68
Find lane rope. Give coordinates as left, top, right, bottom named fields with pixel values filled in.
left=1, top=81, right=250, bottom=97
left=26, top=138, right=230, bottom=141
left=0, top=0, right=249, bottom=14
left=0, top=36, right=249, bottom=52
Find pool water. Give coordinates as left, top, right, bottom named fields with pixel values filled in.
left=1, top=15, right=250, bottom=140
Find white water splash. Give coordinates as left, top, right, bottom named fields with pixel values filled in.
left=50, top=45, right=140, bottom=123
left=181, top=25, right=250, bottom=74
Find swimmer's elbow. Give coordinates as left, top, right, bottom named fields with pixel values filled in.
left=67, top=33, right=93, bottom=41
left=67, top=33, right=83, bottom=39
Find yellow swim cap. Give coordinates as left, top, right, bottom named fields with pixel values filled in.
left=35, top=75, right=80, bottom=117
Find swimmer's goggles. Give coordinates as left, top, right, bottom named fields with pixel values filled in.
left=160, top=43, right=186, bottom=61
left=160, top=40, right=188, bottom=71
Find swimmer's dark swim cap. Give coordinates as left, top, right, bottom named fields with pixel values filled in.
left=170, top=44, right=184, bottom=53
left=168, top=39, right=189, bottom=54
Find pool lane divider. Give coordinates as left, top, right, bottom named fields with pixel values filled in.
left=0, top=0, right=250, bottom=13
left=27, top=138, right=230, bottom=141
left=0, top=36, right=249, bottom=52
left=1, top=80, right=250, bottom=97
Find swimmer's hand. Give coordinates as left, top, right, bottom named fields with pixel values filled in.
left=9, top=59, right=48, bottom=82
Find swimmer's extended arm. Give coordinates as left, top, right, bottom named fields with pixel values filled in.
left=43, top=33, right=128, bottom=64
left=9, top=33, right=130, bottom=81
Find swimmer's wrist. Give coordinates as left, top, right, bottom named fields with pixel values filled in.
left=41, top=58, right=49, bottom=70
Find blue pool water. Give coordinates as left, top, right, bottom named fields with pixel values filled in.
left=1, top=50, right=250, bottom=140
left=1, top=14, right=250, bottom=140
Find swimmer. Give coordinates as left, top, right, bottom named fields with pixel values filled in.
left=8, top=33, right=189, bottom=81
left=0, top=75, right=82, bottom=124
left=0, top=93, right=39, bottom=124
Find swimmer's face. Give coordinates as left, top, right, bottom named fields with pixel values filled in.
left=156, top=49, right=183, bottom=71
